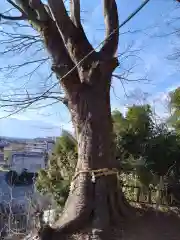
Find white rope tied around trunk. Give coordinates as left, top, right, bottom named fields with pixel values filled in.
left=70, top=168, right=119, bottom=192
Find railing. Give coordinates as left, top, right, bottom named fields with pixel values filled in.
left=0, top=212, right=36, bottom=239
left=122, top=185, right=175, bottom=206
left=0, top=208, right=56, bottom=238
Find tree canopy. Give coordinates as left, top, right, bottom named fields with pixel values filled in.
left=169, top=87, right=180, bottom=134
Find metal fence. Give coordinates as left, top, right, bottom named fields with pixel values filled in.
left=122, top=185, right=176, bottom=206
left=0, top=211, right=37, bottom=239
left=0, top=205, right=58, bottom=239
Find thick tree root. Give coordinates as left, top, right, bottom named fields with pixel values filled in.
left=38, top=175, right=134, bottom=240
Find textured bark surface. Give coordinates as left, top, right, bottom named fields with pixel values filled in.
left=38, top=64, right=133, bottom=240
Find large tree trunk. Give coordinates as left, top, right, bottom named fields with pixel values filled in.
left=39, top=64, right=132, bottom=240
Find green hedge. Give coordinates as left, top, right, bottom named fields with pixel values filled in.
left=5, top=170, right=37, bottom=186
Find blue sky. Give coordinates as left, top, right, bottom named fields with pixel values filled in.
left=0, top=0, right=180, bottom=138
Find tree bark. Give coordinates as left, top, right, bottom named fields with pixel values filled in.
left=39, top=62, right=132, bottom=240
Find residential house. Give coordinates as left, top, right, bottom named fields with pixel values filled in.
left=9, top=152, right=46, bottom=174
left=24, top=139, right=55, bottom=154
left=0, top=140, right=9, bottom=165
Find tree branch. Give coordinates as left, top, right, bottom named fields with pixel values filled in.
left=100, top=0, right=119, bottom=59
left=100, top=0, right=150, bottom=59
left=12, top=0, right=51, bottom=31
left=48, top=0, right=76, bottom=38
left=0, top=0, right=27, bottom=21
left=7, top=0, right=27, bottom=14
left=0, top=14, right=26, bottom=21
left=9, top=0, right=80, bottom=90
left=70, top=0, right=81, bottom=28
left=48, top=0, right=97, bottom=76
left=0, top=89, right=69, bottom=115
left=29, top=0, right=50, bottom=21
left=14, top=0, right=38, bottom=21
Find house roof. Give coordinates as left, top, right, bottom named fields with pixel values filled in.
left=12, top=151, right=45, bottom=157
left=0, top=141, right=9, bottom=147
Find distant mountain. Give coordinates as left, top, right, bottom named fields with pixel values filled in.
left=0, top=136, right=31, bottom=142
left=0, top=136, right=57, bottom=144
left=0, top=118, right=61, bottom=139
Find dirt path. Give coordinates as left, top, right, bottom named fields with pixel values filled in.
left=122, top=207, right=180, bottom=240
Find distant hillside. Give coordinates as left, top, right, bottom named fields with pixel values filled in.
left=0, top=136, right=57, bottom=158
left=0, top=136, right=57, bottom=144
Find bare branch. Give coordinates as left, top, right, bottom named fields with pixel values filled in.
left=0, top=13, right=27, bottom=21
left=13, top=0, right=48, bottom=30
left=100, top=0, right=150, bottom=58
left=0, top=29, right=42, bottom=55
left=0, top=0, right=27, bottom=20
left=70, top=0, right=81, bottom=28
left=7, top=1, right=80, bottom=90
left=100, top=0, right=119, bottom=58
left=0, top=0, right=152, bottom=120
left=29, top=0, right=50, bottom=21
left=14, top=0, right=38, bottom=21
left=7, top=0, right=26, bottom=14
left=48, top=0, right=96, bottom=74
left=0, top=0, right=28, bottom=20
left=0, top=94, right=67, bottom=107
left=48, top=0, right=76, bottom=38
left=0, top=86, right=69, bottom=118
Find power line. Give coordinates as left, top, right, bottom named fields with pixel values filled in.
left=1, top=0, right=151, bottom=118
left=42, top=0, right=150, bottom=97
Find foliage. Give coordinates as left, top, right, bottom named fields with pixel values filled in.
left=113, top=105, right=153, bottom=171
left=146, top=130, right=180, bottom=177
left=36, top=97, right=180, bottom=206
left=168, top=87, right=180, bottom=134
left=112, top=110, right=127, bottom=134
left=5, top=169, right=37, bottom=186
left=113, top=102, right=180, bottom=187
left=36, top=134, right=77, bottom=207
left=54, top=135, right=77, bottom=154
left=113, top=104, right=153, bottom=159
